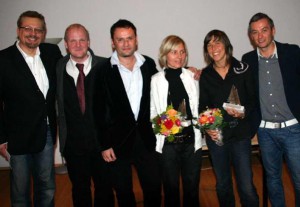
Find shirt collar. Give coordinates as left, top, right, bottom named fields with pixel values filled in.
left=257, top=41, right=278, bottom=59
left=70, top=51, right=91, bottom=68
left=110, top=50, right=145, bottom=68
left=16, top=40, right=40, bottom=58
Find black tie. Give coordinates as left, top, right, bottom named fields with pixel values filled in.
left=76, top=63, right=85, bottom=114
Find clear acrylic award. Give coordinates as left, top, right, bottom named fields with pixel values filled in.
left=222, top=85, right=245, bottom=113
left=178, top=99, right=191, bottom=127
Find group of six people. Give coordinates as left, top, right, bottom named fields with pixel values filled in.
left=0, top=10, right=299, bottom=207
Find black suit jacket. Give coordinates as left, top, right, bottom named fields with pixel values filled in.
left=93, top=55, right=158, bottom=158
left=0, top=42, right=62, bottom=155
left=56, top=49, right=106, bottom=154
left=242, top=41, right=300, bottom=133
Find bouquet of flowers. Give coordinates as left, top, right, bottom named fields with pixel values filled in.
left=198, top=108, right=224, bottom=130
left=197, top=108, right=225, bottom=146
left=152, top=105, right=183, bottom=142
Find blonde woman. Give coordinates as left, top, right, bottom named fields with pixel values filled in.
left=150, top=35, right=202, bottom=207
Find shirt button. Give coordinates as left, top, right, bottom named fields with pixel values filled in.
left=268, top=82, right=271, bottom=84
left=267, top=71, right=270, bottom=74
left=270, top=94, right=272, bottom=96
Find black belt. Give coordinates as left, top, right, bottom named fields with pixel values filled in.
left=165, top=133, right=194, bottom=144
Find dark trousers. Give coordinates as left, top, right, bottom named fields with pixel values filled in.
left=160, top=143, right=202, bottom=207
left=64, top=150, right=114, bottom=207
left=206, top=137, right=259, bottom=207
left=108, top=135, right=161, bottom=207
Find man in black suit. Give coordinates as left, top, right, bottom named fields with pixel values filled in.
left=0, top=11, right=62, bottom=206
left=56, top=23, right=114, bottom=207
left=93, top=19, right=161, bottom=207
left=242, top=13, right=300, bottom=206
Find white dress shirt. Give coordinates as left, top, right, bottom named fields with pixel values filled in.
left=111, top=51, right=145, bottom=120
left=17, top=41, right=49, bottom=98
left=66, top=51, right=92, bottom=85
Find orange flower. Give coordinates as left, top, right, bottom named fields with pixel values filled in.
left=166, top=109, right=177, bottom=117
left=198, top=108, right=224, bottom=130
left=199, top=116, right=208, bottom=124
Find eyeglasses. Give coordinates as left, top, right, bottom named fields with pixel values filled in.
left=19, top=26, right=45, bottom=34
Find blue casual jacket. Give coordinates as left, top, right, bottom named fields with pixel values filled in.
left=242, top=41, right=300, bottom=134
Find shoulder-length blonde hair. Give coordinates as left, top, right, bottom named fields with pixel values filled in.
left=158, top=35, right=188, bottom=68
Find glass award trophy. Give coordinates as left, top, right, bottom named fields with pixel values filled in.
left=178, top=99, right=191, bottom=127
left=222, top=85, right=245, bottom=113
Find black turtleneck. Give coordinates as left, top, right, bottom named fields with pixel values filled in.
left=165, top=68, right=192, bottom=120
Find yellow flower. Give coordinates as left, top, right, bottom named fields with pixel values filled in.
left=171, top=126, right=180, bottom=134
left=160, top=125, right=167, bottom=133
left=170, top=116, right=177, bottom=122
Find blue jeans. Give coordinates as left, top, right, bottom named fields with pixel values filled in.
left=258, top=123, right=300, bottom=207
left=10, top=128, right=55, bottom=207
left=206, top=137, right=259, bottom=207
left=160, top=143, right=202, bottom=207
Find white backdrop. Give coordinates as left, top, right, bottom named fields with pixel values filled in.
left=1, top=0, right=300, bottom=167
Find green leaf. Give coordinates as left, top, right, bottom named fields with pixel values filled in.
left=166, top=135, right=175, bottom=142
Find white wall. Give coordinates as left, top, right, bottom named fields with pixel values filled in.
left=1, top=0, right=300, bottom=167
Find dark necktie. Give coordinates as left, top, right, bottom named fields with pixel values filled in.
left=76, top=63, right=85, bottom=114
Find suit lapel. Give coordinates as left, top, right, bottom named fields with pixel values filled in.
left=13, top=44, right=49, bottom=100
left=251, top=52, right=260, bottom=98
left=108, top=59, right=151, bottom=122
left=40, top=46, right=55, bottom=97
left=276, top=42, right=287, bottom=75
left=110, top=64, right=135, bottom=118
left=13, top=46, right=37, bottom=83
left=275, top=42, right=290, bottom=89
left=137, top=61, right=149, bottom=121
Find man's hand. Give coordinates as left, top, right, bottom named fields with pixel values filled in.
left=187, top=67, right=202, bottom=80
left=102, top=148, right=117, bottom=162
left=0, top=143, right=8, bottom=161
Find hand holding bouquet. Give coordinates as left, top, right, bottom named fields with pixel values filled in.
left=198, top=108, right=225, bottom=146
left=152, top=105, right=183, bottom=142
left=198, top=108, right=224, bottom=129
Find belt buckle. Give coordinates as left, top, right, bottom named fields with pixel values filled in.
left=274, top=123, right=281, bottom=128
left=178, top=137, right=184, bottom=143
left=172, top=138, right=178, bottom=144
left=173, top=136, right=184, bottom=143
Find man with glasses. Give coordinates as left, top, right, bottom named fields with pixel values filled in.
left=0, top=10, right=62, bottom=206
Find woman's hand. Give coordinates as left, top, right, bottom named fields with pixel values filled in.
left=187, top=67, right=202, bottom=80
left=225, top=108, right=245, bottom=119
left=206, top=129, right=220, bottom=141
